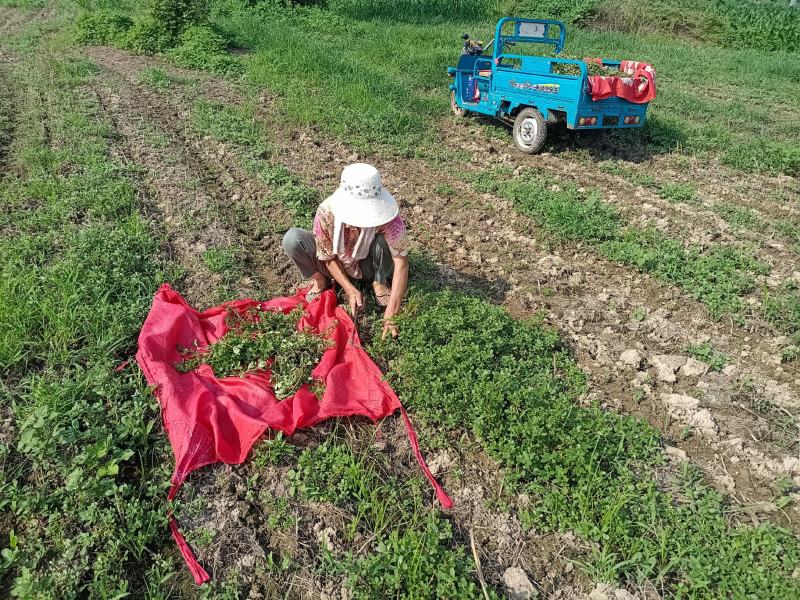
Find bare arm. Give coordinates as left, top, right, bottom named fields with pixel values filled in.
left=382, top=255, right=408, bottom=338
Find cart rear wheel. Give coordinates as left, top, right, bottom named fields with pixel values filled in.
left=513, top=108, right=547, bottom=154
left=450, top=90, right=466, bottom=118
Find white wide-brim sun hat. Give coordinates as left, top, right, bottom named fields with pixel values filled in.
left=328, top=163, right=398, bottom=228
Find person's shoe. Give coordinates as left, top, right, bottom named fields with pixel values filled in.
left=305, top=279, right=330, bottom=303
left=373, top=282, right=392, bottom=307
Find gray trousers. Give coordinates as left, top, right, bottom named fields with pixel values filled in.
left=282, top=227, right=394, bottom=284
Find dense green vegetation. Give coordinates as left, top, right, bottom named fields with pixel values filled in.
left=0, top=25, right=178, bottom=598
left=291, top=432, right=500, bottom=598
left=373, top=288, right=800, bottom=597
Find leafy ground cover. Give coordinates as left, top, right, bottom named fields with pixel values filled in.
left=0, top=21, right=181, bottom=599
left=372, top=287, right=800, bottom=597
left=290, top=430, right=501, bottom=599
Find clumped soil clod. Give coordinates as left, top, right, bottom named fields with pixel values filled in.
left=176, top=306, right=332, bottom=398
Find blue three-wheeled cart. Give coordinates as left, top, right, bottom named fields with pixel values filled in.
left=448, top=17, right=653, bottom=153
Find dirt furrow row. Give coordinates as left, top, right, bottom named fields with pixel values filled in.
left=86, top=47, right=799, bottom=533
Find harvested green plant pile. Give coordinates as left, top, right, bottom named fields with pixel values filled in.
left=176, top=307, right=331, bottom=397
left=552, top=55, right=625, bottom=77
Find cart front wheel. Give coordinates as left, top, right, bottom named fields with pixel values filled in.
left=450, top=90, right=466, bottom=118
left=513, top=108, right=547, bottom=153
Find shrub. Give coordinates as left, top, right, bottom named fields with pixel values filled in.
left=75, top=10, right=132, bottom=44
left=149, top=0, right=211, bottom=36
left=168, top=25, right=242, bottom=74
left=118, top=15, right=175, bottom=54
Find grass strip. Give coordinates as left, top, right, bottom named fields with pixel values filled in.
left=372, top=287, right=800, bottom=597
left=0, top=30, right=180, bottom=598
left=470, top=168, right=770, bottom=320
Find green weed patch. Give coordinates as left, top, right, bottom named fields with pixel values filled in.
left=470, top=169, right=621, bottom=243
left=658, top=181, right=697, bottom=204
left=75, top=9, right=132, bottom=45
left=685, top=341, right=727, bottom=372
left=373, top=288, right=800, bottom=596
left=0, top=39, right=178, bottom=598
left=763, top=282, right=800, bottom=340
left=601, top=229, right=767, bottom=318
left=713, top=202, right=761, bottom=229
left=472, top=168, right=769, bottom=318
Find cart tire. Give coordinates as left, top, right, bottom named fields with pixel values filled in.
left=513, top=108, right=547, bottom=154
left=450, top=90, right=466, bottom=118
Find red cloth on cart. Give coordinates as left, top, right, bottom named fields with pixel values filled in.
left=587, top=60, right=656, bottom=104
left=136, top=284, right=452, bottom=585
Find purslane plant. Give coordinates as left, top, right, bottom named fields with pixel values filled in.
left=176, top=306, right=331, bottom=398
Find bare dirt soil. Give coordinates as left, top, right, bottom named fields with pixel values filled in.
left=74, top=43, right=800, bottom=597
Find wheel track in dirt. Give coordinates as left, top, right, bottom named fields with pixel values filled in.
left=88, top=74, right=297, bottom=309
left=82, top=47, right=800, bottom=533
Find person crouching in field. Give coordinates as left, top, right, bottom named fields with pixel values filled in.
left=282, top=163, right=409, bottom=339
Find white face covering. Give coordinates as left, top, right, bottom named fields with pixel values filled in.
left=333, top=217, right=376, bottom=261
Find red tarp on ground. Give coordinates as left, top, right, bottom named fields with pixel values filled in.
left=587, top=60, right=657, bottom=104
left=136, top=284, right=452, bottom=585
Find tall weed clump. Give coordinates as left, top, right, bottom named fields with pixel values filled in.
left=168, top=25, right=242, bottom=73
left=719, top=0, right=800, bottom=52
left=74, top=10, right=132, bottom=44
left=76, top=0, right=242, bottom=72
left=149, top=0, right=211, bottom=36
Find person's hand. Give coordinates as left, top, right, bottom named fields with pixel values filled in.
left=347, top=287, right=364, bottom=316
left=382, top=318, right=398, bottom=340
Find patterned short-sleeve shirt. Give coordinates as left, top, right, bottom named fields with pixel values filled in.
left=312, top=197, right=409, bottom=279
